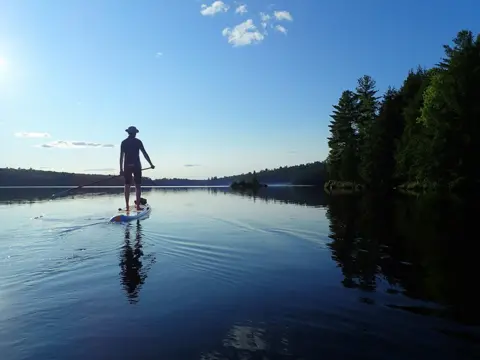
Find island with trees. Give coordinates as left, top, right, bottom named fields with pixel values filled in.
left=324, top=29, right=480, bottom=194
left=230, top=171, right=268, bottom=191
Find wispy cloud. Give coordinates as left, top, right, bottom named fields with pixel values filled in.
left=38, top=141, right=115, bottom=149
left=155, top=52, right=163, bottom=58
left=235, top=4, right=248, bottom=15
left=184, top=164, right=201, bottom=167
left=222, top=19, right=265, bottom=47
left=274, top=10, right=293, bottom=22
left=200, top=1, right=229, bottom=16
left=275, top=25, right=287, bottom=35
left=15, top=132, right=51, bottom=138
left=260, top=12, right=272, bottom=29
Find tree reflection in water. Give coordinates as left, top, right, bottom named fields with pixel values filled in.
left=326, top=192, right=480, bottom=326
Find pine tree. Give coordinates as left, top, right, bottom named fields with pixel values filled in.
left=355, top=75, right=380, bottom=183
left=370, top=87, right=404, bottom=188
left=327, top=90, right=359, bottom=182
left=394, top=67, right=432, bottom=184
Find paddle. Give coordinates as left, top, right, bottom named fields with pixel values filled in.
left=51, top=167, right=153, bottom=199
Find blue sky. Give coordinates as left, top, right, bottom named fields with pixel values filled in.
left=0, top=0, right=479, bottom=179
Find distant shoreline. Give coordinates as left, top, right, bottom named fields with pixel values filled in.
left=0, top=162, right=326, bottom=187
left=0, top=185, right=231, bottom=189
left=0, top=184, right=315, bottom=189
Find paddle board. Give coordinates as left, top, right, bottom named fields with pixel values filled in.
left=109, top=204, right=152, bottom=223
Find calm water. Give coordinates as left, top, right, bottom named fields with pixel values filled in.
left=0, top=186, right=478, bottom=360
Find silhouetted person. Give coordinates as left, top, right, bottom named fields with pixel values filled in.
left=119, top=126, right=155, bottom=210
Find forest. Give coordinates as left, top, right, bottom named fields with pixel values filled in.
left=202, top=161, right=326, bottom=186
left=325, top=29, right=480, bottom=194
left=0, top=161, right=326, bottom=187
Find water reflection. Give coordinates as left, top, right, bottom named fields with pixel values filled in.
left=221, top=186, right=329, bottom=208
left=0, top=186, right=148, bottom=204
left=119, top=220, right=155, bottom=304
left=200, top=324, right=292, bottom=360
left=0, top=185, right=328, bottom=208
left=0, top=186, right=212, bottom=204
left=326, top=192, right=480, bottom=327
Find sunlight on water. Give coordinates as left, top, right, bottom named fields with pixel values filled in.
left=0, top=187, right=478, bottom=360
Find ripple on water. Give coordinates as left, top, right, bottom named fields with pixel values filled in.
left=264, top=226, right=330, bottom=250
left=149, top=231, right=260, bottom=287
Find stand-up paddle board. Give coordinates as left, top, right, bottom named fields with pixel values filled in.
left=109, top=204, right=152, bottom=223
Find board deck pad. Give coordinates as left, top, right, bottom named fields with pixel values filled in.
left=109, top=204, right=152, bottom=223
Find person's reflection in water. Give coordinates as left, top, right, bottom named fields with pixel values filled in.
left=119, top=220, right=149, bottom=304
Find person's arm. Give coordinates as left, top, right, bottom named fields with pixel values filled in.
left=119, top=143, right=124, bottom=174
left=139, top=141, right=154, bottom=168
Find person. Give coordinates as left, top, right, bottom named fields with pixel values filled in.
left=119, top=126, right=155, bottom=210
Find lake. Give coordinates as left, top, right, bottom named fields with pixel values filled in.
left=0, top=186, right=479, bottom=360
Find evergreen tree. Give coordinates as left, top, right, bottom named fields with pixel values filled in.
left=394, top=67, right=432, bottom=184
left=326, top=90, right=359, bottom=182
left=370, top=87, right=404, bottom=188
left=355, top=75, right=380, bottom=183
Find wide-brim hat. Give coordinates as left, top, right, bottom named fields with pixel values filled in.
left=125, top=126, right=139, bottom=134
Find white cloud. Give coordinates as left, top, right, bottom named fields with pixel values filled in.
left=15, top=132, right=51, bottom=138
left=235, top=4, right=248, bottom=15
left=200, top=5, right=292, bottom=47
left=38, top=140, right=115, bottom=149
left=201, top=1, right=229, bottom=16
left=259, top=12, right=272, bottom=29
left=275, top=25, right=287, bottom=35
left=222, top=19, right=265, bottom=47
left=274, top=10, right=293, bottom=21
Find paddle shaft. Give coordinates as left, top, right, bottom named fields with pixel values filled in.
left=51, top=167, right=152, bottom=198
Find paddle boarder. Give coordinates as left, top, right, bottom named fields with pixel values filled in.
left=120, top=126, right=155, bottom=210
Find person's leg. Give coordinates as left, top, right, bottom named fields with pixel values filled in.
left=135, top=185, right=141, bottom=209
left=133, top=167, right=142, bottom=210
left=124, top=167, right=133, bottom=210
left=124, top=185, right=130, bottom=209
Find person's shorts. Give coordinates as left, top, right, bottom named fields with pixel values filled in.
left=124, top=164, right=142, bottom=185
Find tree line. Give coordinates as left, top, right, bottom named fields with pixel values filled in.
left=0, top=168, right=136, bottom=187
left=0, top=161, right=326, bottom=186
left=325, top=29, right=480, bottom=193
left=221, top=161, right=326, bottom=186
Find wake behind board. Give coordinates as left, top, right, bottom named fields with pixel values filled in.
left=109, top=204, right=151, bottom=223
